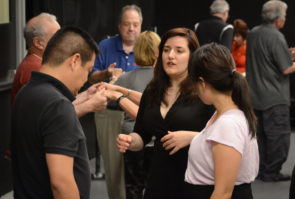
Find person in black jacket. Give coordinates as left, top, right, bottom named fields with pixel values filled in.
left=194, top=0, right=233, bottom=51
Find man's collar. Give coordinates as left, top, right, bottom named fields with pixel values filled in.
left=31, top=71, right=76, bottom=102
left=115, top=35, right=134, bottom=54
left=115, top=35, right=124, bottom=52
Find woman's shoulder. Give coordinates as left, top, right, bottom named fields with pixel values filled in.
left=217, top=109, right=248, bottom=132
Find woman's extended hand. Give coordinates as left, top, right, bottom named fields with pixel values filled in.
left=99, top=82, right=119, bottom=92
left=161, top=131, right=199, bottom=155
left=104, top=89, right=122, bottom=101
left=117, top=134, right=132, bottom=153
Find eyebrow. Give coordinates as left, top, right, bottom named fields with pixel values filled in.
left=164, top=45, right=185, bottom=49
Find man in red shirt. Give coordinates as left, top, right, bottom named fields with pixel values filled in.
left=11, top=13, right=60, bottom=106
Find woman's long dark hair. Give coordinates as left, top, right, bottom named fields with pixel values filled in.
left=190, top=43, right=257, bottom=137
left=146, top=27, right=200, bottom=107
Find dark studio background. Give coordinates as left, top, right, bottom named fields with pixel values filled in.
left=0, top=0, right=295, bottom=195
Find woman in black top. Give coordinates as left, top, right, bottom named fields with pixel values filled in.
left=117, top=28, right=214, bottom=199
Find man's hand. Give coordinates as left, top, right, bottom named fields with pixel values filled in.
left=86, top=88, right=108, bottom=112
left=88, top=62, right=123, bottom=84
left=73, top=83, right=102, bottom=105
left=107, top=62, right=123, bottom=83
left=87, top=83, right=101, bottom=97
left=290, top=47, right=295, bottom=61
left=74, top=88, right=107, bottom=117
left=107, top=62, right=117, bottom=73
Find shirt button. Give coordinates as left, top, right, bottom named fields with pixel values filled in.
left=127, top=63, right=130, bottom=66
left=126, top=56, right=128, bottom=59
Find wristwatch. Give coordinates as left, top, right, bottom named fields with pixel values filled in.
left=116, top=95, right=126, bottom=103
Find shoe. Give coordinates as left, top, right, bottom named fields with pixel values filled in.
left=91, top=172, right=105, bottom=180
left=262, top=173, right=291, bottom=182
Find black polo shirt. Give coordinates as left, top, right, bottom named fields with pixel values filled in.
left=11, top=71, right=90, bottom=199
left=195, top=16, right=233, bottom=51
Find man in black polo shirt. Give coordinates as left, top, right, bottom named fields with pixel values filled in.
left=194, top=0, right=233, bottom=51
left=11, top=27, right=104, bottom=199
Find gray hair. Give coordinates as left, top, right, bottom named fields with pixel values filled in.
left=24, top=13, right=57, bottom=48
left=118, top=4, right=143, bottom=24
left=262, top=0, right=287, bottom=23
left=210, top=0, right=230, bottom=14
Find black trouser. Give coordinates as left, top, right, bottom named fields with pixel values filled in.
left=183, top=182, right=253, bottom=199
left=255, top=105, right=290, bottom=179
left=124, top=146, right=155, bottom=199
left=290, top=166, right=295, bottom=199
left=124, top=150, right=145, bottom=199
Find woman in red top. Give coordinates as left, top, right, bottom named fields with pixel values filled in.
left=231, top=19, right=249, bottom=75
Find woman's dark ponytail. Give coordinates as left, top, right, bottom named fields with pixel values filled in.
left=232, top=71, right=257, bottom=138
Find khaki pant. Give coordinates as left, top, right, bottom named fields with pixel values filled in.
left=94, top=109, right=126, bottom=199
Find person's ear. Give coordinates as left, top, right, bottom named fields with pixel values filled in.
left=32, top=37, right=45, bottom=50
left=118, top=22, right=122, bottom=31
left=152, top=52, right=159, bottom=67
left=69, top=53, right=81, bottom=71
left=273, top=17, right=283, bottom=29
left=155, top=51, right=159, bottom=59
left=199, top=77, right=206, bottom=88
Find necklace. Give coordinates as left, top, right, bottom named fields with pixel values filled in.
left=166, top=87, right=180, bottom=95
left=165, top=88, right=180, bottom=106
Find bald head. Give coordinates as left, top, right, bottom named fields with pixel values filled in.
left=24, top=13, right=60, bottom=51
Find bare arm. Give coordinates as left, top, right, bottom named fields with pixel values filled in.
left=210, top=142, right=242, bottom=199
left=104, top=90, right=138, bottom=120
left=46, top=154, right=80, bottom=199
left=88, top=70, right=111, bottom=84
left=120, top=88, right=142, bottom=105
left=102, top=82, right=143, bottom=105
left=117, top=133, right=144, bottom=153
left=88, top=63, right=123, bottom=84
left=118, top=97, right=139, bottom=120
left=283, top=62, right=295, bottom=75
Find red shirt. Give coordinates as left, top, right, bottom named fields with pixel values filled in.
left=10, top=53, right=42, bottom=107
left=232, top=41, right=246, bottom=73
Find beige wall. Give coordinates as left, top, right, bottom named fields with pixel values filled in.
left=0, top=0, right=9, bottom=24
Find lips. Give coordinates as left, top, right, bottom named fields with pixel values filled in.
left=167, top=61, right=176, bottom=67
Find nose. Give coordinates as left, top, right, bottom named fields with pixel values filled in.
left=128, top=24, right=135, bottom=31
left=168, top=49, right=175, bottom=59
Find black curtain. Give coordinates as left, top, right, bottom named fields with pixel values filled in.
left=26, top=0, right=156, bottom=43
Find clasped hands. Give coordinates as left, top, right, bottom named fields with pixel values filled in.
left=97, top=82, right=124, bottom=101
